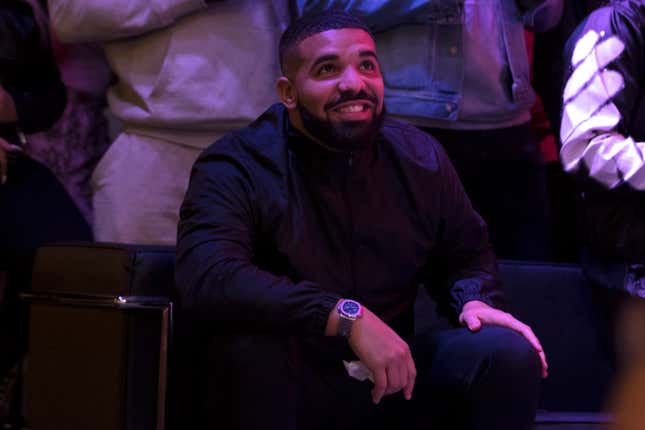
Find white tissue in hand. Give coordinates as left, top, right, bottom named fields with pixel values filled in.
left=343, top=360, right=374, bottom=382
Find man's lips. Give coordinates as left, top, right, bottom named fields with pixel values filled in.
left=328, top=100, right=374, bottom=114
left=324, top=90, right=378, bottom=112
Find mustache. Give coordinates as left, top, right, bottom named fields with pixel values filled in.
left=324, top=90, right=379, bottom=111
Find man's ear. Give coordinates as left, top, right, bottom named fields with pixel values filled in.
left=277, top=77, right=297, bottom=109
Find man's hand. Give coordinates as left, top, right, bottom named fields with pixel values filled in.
left=459, top=300, right=548, bottom=378
left=0, top=137, right=23, bottom=184
left=348, top=307, right=417, bottom=404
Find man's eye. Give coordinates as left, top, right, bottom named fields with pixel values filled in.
left=359, top=61, right=376, bottom=71
left=317, top=64, right=336, bottom=75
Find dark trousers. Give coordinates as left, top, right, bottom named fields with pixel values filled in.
left=204, top=326, right=541, bottom=430
left=421, top=124, right=552, bottom=261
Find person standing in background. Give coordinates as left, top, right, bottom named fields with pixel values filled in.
left=559, top=0, right=645, bottom=370
left=26, top=18, right=113, bottom=226
left=48, top=0, right=289, bottom=245
left=0, top=0, right=92, bottom=425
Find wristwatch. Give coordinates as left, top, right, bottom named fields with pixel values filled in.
left=337, top=299, right=363, bottom=338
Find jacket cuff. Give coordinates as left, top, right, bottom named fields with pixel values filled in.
left=451, top=278, right=502, bottom=315
left=309, top=293, right=341, bottom=335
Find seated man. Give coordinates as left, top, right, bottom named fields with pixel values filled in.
left=176, top=10, right=547, bottom=430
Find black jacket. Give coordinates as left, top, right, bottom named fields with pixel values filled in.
left=176, top=104, right=502, bottom=337
left=561, top=0, right=645, bottom=290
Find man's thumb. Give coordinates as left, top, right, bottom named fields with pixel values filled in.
left=463, top=315, right=482, bottom=332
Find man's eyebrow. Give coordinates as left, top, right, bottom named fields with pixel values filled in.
left=311, top=54, right=339, bottom=69
left=359, top=50, right=378, bottom=60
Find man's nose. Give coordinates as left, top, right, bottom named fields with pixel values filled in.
left=337, top=67, right=365, bottom=93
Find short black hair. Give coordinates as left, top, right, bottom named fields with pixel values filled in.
left=279, top=10, right=374, bottom=74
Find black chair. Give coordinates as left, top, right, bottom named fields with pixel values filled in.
left=24, top=243, right=614, bottom=429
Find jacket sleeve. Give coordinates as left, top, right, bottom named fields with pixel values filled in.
left=559, top=5, right=645, bottom=190
left=47, top=0, right=207, bottom=43
left=423, top=139, right=504, bottom=319
left=175, top=146, right=340, bottom=334
left=293, top=0, right=462, bottom=33
left=519, top=0, right=563, bottom=32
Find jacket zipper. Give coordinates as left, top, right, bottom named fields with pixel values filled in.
left=345, top=151, right=357, bottom=297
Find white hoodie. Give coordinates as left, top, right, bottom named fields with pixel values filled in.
left=48, top=0, right=288, bottom=149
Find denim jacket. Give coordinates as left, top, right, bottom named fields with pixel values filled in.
left=295, top=0, right=563, bottom=123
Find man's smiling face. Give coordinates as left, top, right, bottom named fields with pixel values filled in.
left=278, top=28, right=385, bottom=150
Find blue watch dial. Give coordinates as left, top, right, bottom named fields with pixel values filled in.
left=341, top=300, right=360, bottom=317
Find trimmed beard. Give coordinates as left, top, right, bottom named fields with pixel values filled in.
left=298, top=103, right=386, bottom=152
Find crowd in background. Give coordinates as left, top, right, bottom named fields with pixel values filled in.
left=0, top=0, right=643, bottom=427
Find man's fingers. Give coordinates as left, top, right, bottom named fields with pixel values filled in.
left=0, top=138, right=21, bottom=152
left=518, top=324, right=544, bottom=353
left=501, top=317, right=548, bottom=361
left=403, top=358, right=416, bottom=400
left=385, top=364, right=403, bottom=395
left=538, top=350, right=548, bottom=378
left=462, top=304, right=550, bottom=379
left=518, top=325, right=549, bottom=378
left=462, top=315, right=482, bottom=332
left=371, top=368, right=387, bottom=405
left=0, top=138, right=21, bottom=185
left=518, top=324, right=549, bottom=377
left=484, top=312, right=550, bottom=378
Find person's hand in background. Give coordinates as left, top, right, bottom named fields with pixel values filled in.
left=0, top=137, right=23, bottom=184
left=0, top=85, right=18, bottom=122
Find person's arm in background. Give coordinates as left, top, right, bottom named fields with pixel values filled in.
left=559, top=5, right=645, bottom=190
left=0, top=1, right=66, bottom=183
left=47, top=0, right=210, bottom=43
left=0, top=1, right=65, bottom=133
left=518, top=0, right=564, bottom=32
left=0, top=86, right=17, bottom=123
left=293, top=0, right=460, bottom=33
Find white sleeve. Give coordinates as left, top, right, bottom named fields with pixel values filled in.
left=560, top=29, right=645, bottom=190
left=48, top=0, right=207, bottom=43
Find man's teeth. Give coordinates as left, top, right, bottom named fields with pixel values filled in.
left=338, top=104, right=364, bottom=113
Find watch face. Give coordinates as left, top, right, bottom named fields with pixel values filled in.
left=341, top=300, right=360, bottom=317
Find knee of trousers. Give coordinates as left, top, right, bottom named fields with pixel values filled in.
left=472, top=326, right=541, bottom=378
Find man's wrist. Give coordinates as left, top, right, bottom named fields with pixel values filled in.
left=325, top=298, right=364, bottom=337
left=461, top=300, right=492, bottom=313
left=325, top=299, right=343, bottom=336
left=336, top=299, right=363, bottom=337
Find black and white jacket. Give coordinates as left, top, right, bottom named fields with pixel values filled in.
left=560, top=0, right=645, bottom=291
left=561, top=0, right=645, bottom=190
